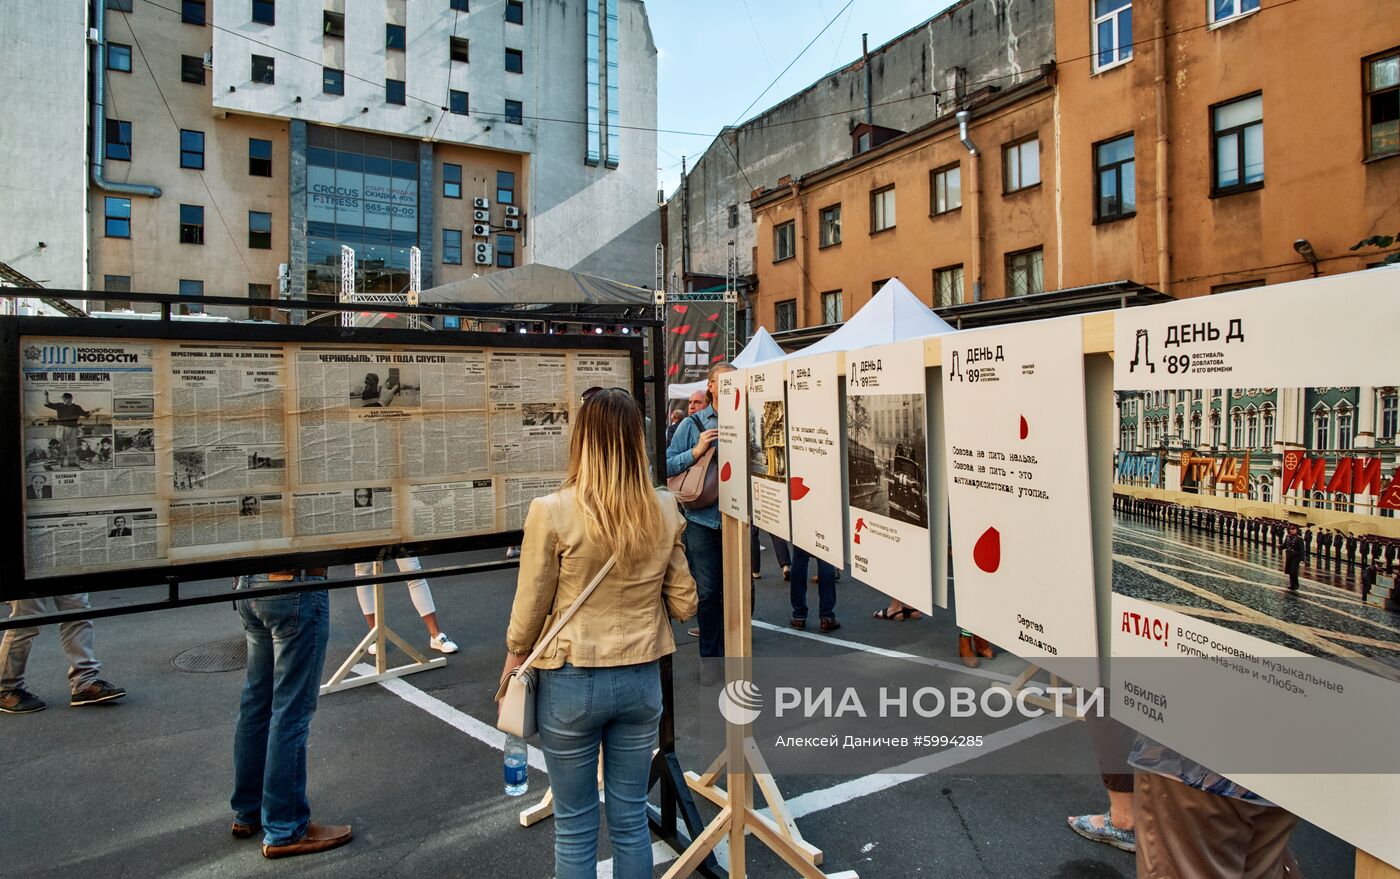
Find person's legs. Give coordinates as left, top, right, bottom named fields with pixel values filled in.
left=814, top=561, right=837, bottom=620
left=1241, top=800, right=1301, bottom=879
left=1, top=598, right=51, bottom=693
left=772, top=537, right=791, bottom=571
left=684, top=523, right=724, bottom=659
left=788, top=545, right=811, bottom=620
left=393, top=557, right=444, bottom=638
left=749, top=525, right=762, bottom=576
left=260, top=587, right=331, bottom=846
left=1135, top=771, right=1251, bottom=879
left=538, top=665, right=607, bottom=879
left=231, top=583, right=275, bottom=829
left=51, top=594, right=100, bottom=692
left=601, top=662, right=663, bottom=879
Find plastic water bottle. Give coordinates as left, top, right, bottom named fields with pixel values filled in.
left=503, top=734, right=529, bottom=796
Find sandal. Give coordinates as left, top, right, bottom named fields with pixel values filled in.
left=872, top=606, right=922, bottom=621
left=1067, top=813, right=1136, bottom=853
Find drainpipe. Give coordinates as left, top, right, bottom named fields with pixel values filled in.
left=957, top=110, right=982, bottom=302
left=790, top=177, right=810, bottom=326
left=862, top=34, right=873, bottom=126
left=92, top=5, right=161, bottom=197
left=1152, top=6, right=1170, bottom=295
left=680, top=156, right=690, bottom=285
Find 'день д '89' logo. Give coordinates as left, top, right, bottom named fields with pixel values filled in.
left=717, top=679, right=763, bottom=725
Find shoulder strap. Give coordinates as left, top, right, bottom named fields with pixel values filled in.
left=689, top=413, right=706, bottom=432
left=517, top=553, right=617, bottom=672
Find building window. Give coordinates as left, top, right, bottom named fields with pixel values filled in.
left=1246, top=406, right=1258, bottom=449
left=727, top=204, right=739, bottom=229
left=1364, top=48, right=1400, bottom=160
left=182, top=0, right=206, bottom=25
left=819, top=204, right=841, bottom=247
left=1313, top=405, right=1331, bottom=450
left=451, top=36, right=470, bottom=63
left=1092, top=0, right=1132, bottom=71
left=934, top=264, right=964, bottom=308
left=505, top=48, right=524, bottom=74
left=1211, top=414, right=1221, bottom=448
left=1337, top=403, right=1354, bottom=449
left=323, top=67, right=344, bottom=95
left=820, top=291, right=842, bottom=324
left=1380, top=391, right=1398, bottom=440
left=505, top=100, right=523, bottom=124
left=1262, top=403, right=1275, bottom=447
left=387, top=79, right=406, bottom=105
left=179, top=129, right=204, bottom=169
left=870, top=185, right=895, bottom=233
left=1192, top=414, right=1202, bottom=448
left=872, top=278, right=890, bottom=296
left=1211, top=279, right=1265, bottom=294
left=386, top=24, right=407, bottom=50
left=1210, top=0, right=1259, bottom=25
left=443, top=229, right=463, bottom=264
left=496, top=234, right=516, bottom=268
left=181, top=54, right=206, bottom=84
left=506, top=0, right=524, bottom=24
left=1094, top=133, right=1135, bottom=221
left=248, top=284, right=274, bottom=321
left=323, top=10, right=345, bottom=38
left=107, top=43, right=132, bottom=72
left=105, top=197, right=131, bottom=238
left=104, top=275, right=132, bottom=311
left=774, top=299, right=797, bottom=332
left=1003, top=137, right=1041, bottom=192
left=180, top=204, right=205, bottom=245
left=497, top=170, right=515, bottom=204
left=1006, top=247, right=1044, bottom=297
left=1212, top=93, right=1264, bottom=195
left=443, top=164, right=462, bottom=199
left=249, top=138, right=272, bottom=176
left=248, top=211, right=272, bottom=249
left=773, top=221, right=795, bottom=262
left=252, top=0, right=274, bottom=25
left=930, top=163, right=961, bottom=215
left=179, top=279, right=204, bottom=314
left=106, top=120, right=132, bottom=161
left=252, top=54, right=275, bottom=84
left=1231, top=408, right=1244, bottom=449
left=449, top=89, right=469, bottom=115
left=451, top=0, right=469, bottom=10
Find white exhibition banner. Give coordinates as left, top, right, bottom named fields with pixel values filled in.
left=846, top=338, right=933, bottom=610
left=717, top=368, right=749, bottom=523
left=746, top=364, right=789, bottom=540
left=1108, top=269, right=1400, bottom=866
left=942, top=317, right=1099, bottom=682
left=786, top=352, right=844, bottom=567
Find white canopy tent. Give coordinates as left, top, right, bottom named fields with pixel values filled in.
left=796, top=277, right=955, bottom=355
left=667, top=327, right=787, bottom=400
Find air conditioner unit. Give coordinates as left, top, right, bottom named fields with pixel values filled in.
left=503, top=218, right=521, bottom=231
left=473, top=243, right=492, bottom=265
left=473, top=209, right=489, bottom=223
left=87, top=28, right=100, bottom=45
left=472, top=197, right=489, bottom=209
left=472, top=223, right=489, bottom=238
left=504, top=205, right=520, bottom=218
left=203, top=50, right=213, bottom=69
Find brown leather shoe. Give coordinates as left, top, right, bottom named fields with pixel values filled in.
left=973, top=636, right=995, bottom=659
left=789, top=617, right=806, bottom=630
left=958, top=635, right=980, bottom=668
left=819, top=617, right=841, bottom=633
left=231, top=821, right=261, bottom=839
left=261, top=822, right=353, bottom=859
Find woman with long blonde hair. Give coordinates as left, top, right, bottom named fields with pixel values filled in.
left=500, top=387, right=697, bottom=879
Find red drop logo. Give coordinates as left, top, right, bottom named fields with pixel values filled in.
left=973, top=526, right=1001, bottom=573
left=732, top=388, right=741, bottom=410
left=789, top=477, right=811, bottom=500
left=1019, top=415, right=1029, bottom=440
left=720, top=461, right=732, bottom=482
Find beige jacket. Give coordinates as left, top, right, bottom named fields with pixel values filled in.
left=505, top=486, right=698, bottom=668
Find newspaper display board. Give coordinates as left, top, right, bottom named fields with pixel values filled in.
left=846, top=338, right=934, bottom=611
left=785, top=352, right=845, bottom=568
left=1108, top=273, right=1400, bottom=866
left=10, top=320, right=639, bottom=596
left=746, top=364, right=789, bottom=540
left=941, top=317, right=1100, bottom=684
left=717, top=369, right=749, bottom=523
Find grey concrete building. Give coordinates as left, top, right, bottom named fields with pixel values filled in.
left=0, top=0, right=659, bottom=317
left=662, top=0, right=1053, bottom=322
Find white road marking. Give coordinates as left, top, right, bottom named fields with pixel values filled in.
left=752, top=619, right=1022, bottom=685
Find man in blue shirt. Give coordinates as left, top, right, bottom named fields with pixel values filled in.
left=666, top=363, right=733, bottom=684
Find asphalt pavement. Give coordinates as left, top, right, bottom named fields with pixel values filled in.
left=0, top=544, right=1358, bottom=878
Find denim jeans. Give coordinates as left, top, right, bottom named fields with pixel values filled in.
left=683, top=521, right=724, bottom=658
left=538, top=661, right=662, bottom=879
left=750, top=527, right=790, bottom=575
left=788, top=544, right=836, bottom=620
left=230, top=576, right=329, bottom=846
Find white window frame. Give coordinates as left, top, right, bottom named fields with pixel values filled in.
left=1003, top=137, right=1041, bottom=192
left=1092, top=0, right=1133, bottom=74
left=870, top=186, right=896, bottom=233
left=1209, top=0, right=1260, bottom=28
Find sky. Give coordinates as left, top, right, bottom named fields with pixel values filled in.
left=647, top=0, right=961, bottom=198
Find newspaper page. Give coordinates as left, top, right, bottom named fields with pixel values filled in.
left=500, top=475, right=565, bottom=531
left=489, top=352, right=571, bottom=473
left=169, top=344, right=287, bottom=495
left=21, top=339, right=157, bottom=500
left=292, top=486, right=395, bottom=538
left=169, top=493, right=286, bottom=549
left=408, top=479, right=497, bottom=538
left=570, top=354, right=632, bottom=412
left=295, top=348, right=410, bottom=485
left=399, top=349, right=488, bottom=479
left=25, top=505, right=161, bottom=576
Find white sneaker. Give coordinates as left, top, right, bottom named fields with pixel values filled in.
left=430, top=633, right=459, bottom=654
left=366, top=641, right=377, bottom=656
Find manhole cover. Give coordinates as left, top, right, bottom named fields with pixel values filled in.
left=171, top=637, right=247, bottom=673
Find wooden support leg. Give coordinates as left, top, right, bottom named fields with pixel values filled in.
left=661, top=806, right=734, bottom=879
left=1357, top=850, right=1400, bottom=878
left=320, top=565, right=445, bottom=696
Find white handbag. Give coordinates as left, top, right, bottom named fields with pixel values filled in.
left=495, top=554, right=617, bottom=738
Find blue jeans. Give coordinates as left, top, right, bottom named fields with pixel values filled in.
left=788, top=544, right=836, bottom=620
left=751, top=527, right=790, bottom=574
left=538, top=662, right=662, bottom=879
left=230, top=576, right=329, bottom=846
left=683, top=521, right=724, bottom=658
